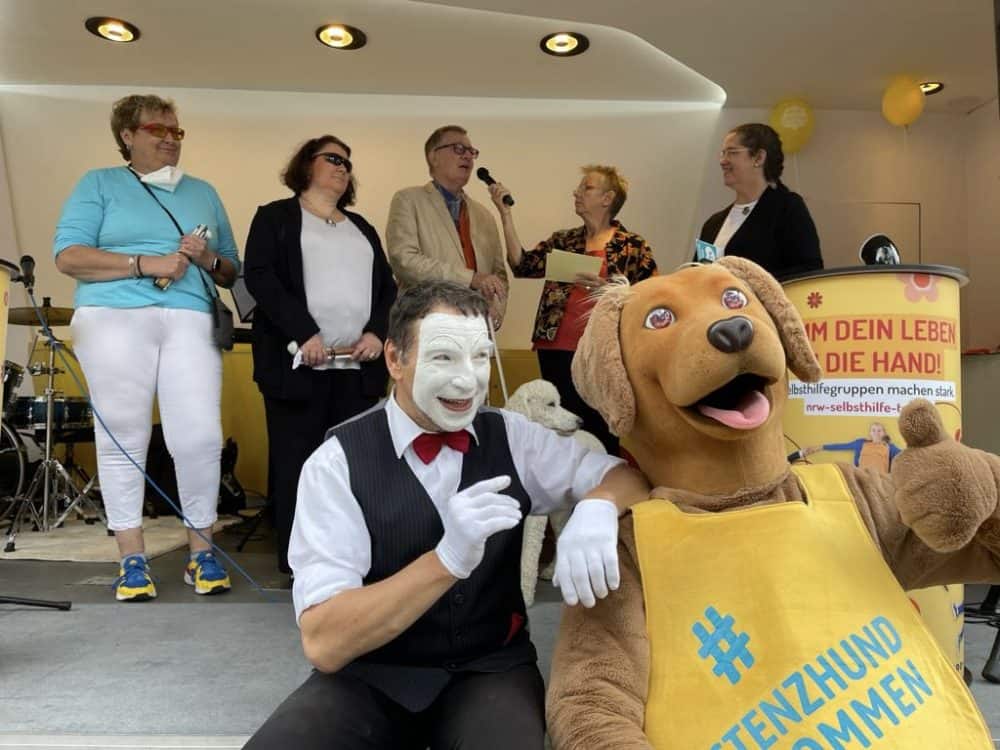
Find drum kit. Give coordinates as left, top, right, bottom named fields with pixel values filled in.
left=1, top=298, right=106, bottom=553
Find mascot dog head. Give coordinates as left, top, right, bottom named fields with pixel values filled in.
left=572, top=257, right=821, bottom=493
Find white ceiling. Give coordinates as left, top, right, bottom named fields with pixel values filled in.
left=0, top=0, right=720, bottom=103
left=0, top=0, right=995, bottom=112
left=422, top=0, right=998, bottom=113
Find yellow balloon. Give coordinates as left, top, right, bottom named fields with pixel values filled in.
left=768, top=97, right=815, bottom=155
left=881, top=75, right=925, bottom=127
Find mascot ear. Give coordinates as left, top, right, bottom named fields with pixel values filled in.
left=716, top=257, right=822, bottom=383
left=571, top=281, right=636, bottom=436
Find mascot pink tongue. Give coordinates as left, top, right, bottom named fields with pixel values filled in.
left=697, top=390, right=770, bottom=429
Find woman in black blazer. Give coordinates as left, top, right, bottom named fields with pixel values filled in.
left=698, top=123, right=823, bottom=281
left=245, top=135, right=397, bottom=574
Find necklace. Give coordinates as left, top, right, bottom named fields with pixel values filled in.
left=301, top=195, right=339, bottom=226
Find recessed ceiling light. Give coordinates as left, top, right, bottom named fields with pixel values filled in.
left=85, top=17, right=140, bottom=43
left=316, top=24, right=366, bottom=50
left=919, top=81, right=944, bottom=96
left=540, top=32, right=589, bottom=57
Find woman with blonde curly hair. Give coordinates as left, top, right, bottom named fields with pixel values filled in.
left=487, top=164, right=657, bottom=455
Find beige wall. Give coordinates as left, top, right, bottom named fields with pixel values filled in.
left=963, top=101, right=1000, bottom=350
left=0, top=84, right=721, bottom=356
left=0, top=112, right=29, bottom=370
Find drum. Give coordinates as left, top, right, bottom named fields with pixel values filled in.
left=2, top=360, right=24, bottom=414
left=0, top=421, right=28, bottom=498
left=10, top=395, right=93, bottom=440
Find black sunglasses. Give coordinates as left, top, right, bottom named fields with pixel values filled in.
left=313, top=152, right=353, bottom=172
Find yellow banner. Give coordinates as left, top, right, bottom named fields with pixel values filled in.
left=782, top=268, right=966, bottom=671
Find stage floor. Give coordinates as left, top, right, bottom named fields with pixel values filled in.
left=2, top=519, right=1000, bottom=748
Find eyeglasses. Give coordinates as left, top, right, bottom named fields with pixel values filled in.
left=136, top=123, right=185, bottom=140
left=433, top=143, right=480, bottom=159
left=313, top=152, right=353, bottom=172
left=719, top=147, right=750, bottom=160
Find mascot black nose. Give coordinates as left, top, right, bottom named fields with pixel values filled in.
left=707, top=316, right=755, bottom=353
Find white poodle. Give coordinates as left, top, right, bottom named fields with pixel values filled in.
left=504, top=379, right=606, bottom=606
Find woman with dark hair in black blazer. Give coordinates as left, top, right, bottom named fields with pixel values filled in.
left=245, top=135, right=397, bottom=575
left=698, top=123, right=823, bottom=280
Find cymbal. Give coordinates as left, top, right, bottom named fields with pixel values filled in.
left=8, top=306, right=74, bottom=326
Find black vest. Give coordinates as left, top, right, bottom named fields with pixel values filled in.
left=331, top=405, right=536, bottom=711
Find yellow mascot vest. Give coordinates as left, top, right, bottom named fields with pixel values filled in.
left=631, top=463, right=990, bottom=749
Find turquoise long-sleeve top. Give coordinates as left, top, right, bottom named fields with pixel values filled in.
left=53, top=167, right=241, bottom=314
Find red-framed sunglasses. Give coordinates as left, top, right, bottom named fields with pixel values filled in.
left=136, top=123, right=186, bottom=140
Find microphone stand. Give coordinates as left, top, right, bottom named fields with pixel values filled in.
left=0, top=265, right=72, bottom=612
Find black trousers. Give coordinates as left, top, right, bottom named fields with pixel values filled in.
left=243, top=664, right=546, bottom=750
left=536, top=349, right=619, bottom=455
left=263, top=370, right=377, bottom=573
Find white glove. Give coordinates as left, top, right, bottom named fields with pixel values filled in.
left=435, top=475, right=522, bottom=579
left=552, top=498, right=620, bottom=608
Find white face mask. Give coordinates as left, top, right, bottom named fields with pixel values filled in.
left=140, top=165, right=185, bottom=192
left=412, top=312, right=492, bottom=432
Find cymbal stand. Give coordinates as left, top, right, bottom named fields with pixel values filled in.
left=0, top=262, right=73, bottom=611
left=33, top=350, right=103, bottom=530
left=1, top=484, right=45, bottom=551
left=3, top=341, right=106, bottom=553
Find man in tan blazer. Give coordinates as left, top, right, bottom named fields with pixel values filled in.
left=386, top=125, right=508, bottom=326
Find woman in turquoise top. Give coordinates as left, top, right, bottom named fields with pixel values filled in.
left=53, top=94, right=241, bottom=602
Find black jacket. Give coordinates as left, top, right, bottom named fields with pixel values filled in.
left=244, top=197, right=397, bottom=401
left=698, top=185, right=823, bottom=280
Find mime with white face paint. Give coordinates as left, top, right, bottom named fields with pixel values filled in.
left=245, top=281, right=651, bottom=750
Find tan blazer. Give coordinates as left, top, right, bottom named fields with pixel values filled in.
left=385, top=182, right=508, bottom=300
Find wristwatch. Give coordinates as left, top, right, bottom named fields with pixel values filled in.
left=209, top=255, right=221, bottom=273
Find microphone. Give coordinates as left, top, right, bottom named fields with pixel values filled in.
left=19, top=254, right=35, bottom=289
left=476, top=167, right=515, bottom=207
left=155, top=224, right=209, bottom=291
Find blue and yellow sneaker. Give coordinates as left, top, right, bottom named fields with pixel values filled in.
left=114, top=554, right=157, bottom=602
left=184, top=551, right=231, bottom=595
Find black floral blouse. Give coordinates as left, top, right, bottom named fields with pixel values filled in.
left=511, top=221, right=657, bottom=342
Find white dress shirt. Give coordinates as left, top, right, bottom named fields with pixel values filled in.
left=289, top=394, right=623, bottom=622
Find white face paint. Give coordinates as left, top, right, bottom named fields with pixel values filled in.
left=412, top=312, right=492, bottom=431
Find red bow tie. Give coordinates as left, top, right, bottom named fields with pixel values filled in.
left=412, top=430, right=471, bottom=464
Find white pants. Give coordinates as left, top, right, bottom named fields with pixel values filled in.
left=71, top=306, right=222, bottom=531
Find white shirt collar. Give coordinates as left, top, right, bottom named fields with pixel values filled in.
left=385, top=392, right=479, bottom=460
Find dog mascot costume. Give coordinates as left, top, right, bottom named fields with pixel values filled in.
left=546, top=257, right=1000, bottom=749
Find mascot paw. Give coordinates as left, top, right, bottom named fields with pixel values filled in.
left=897, top=398, right=948, bottom=448
left=893, top=402, right=998, bottom=552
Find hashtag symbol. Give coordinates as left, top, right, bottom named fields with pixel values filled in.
left=692, top=606, right=754, bottom=684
